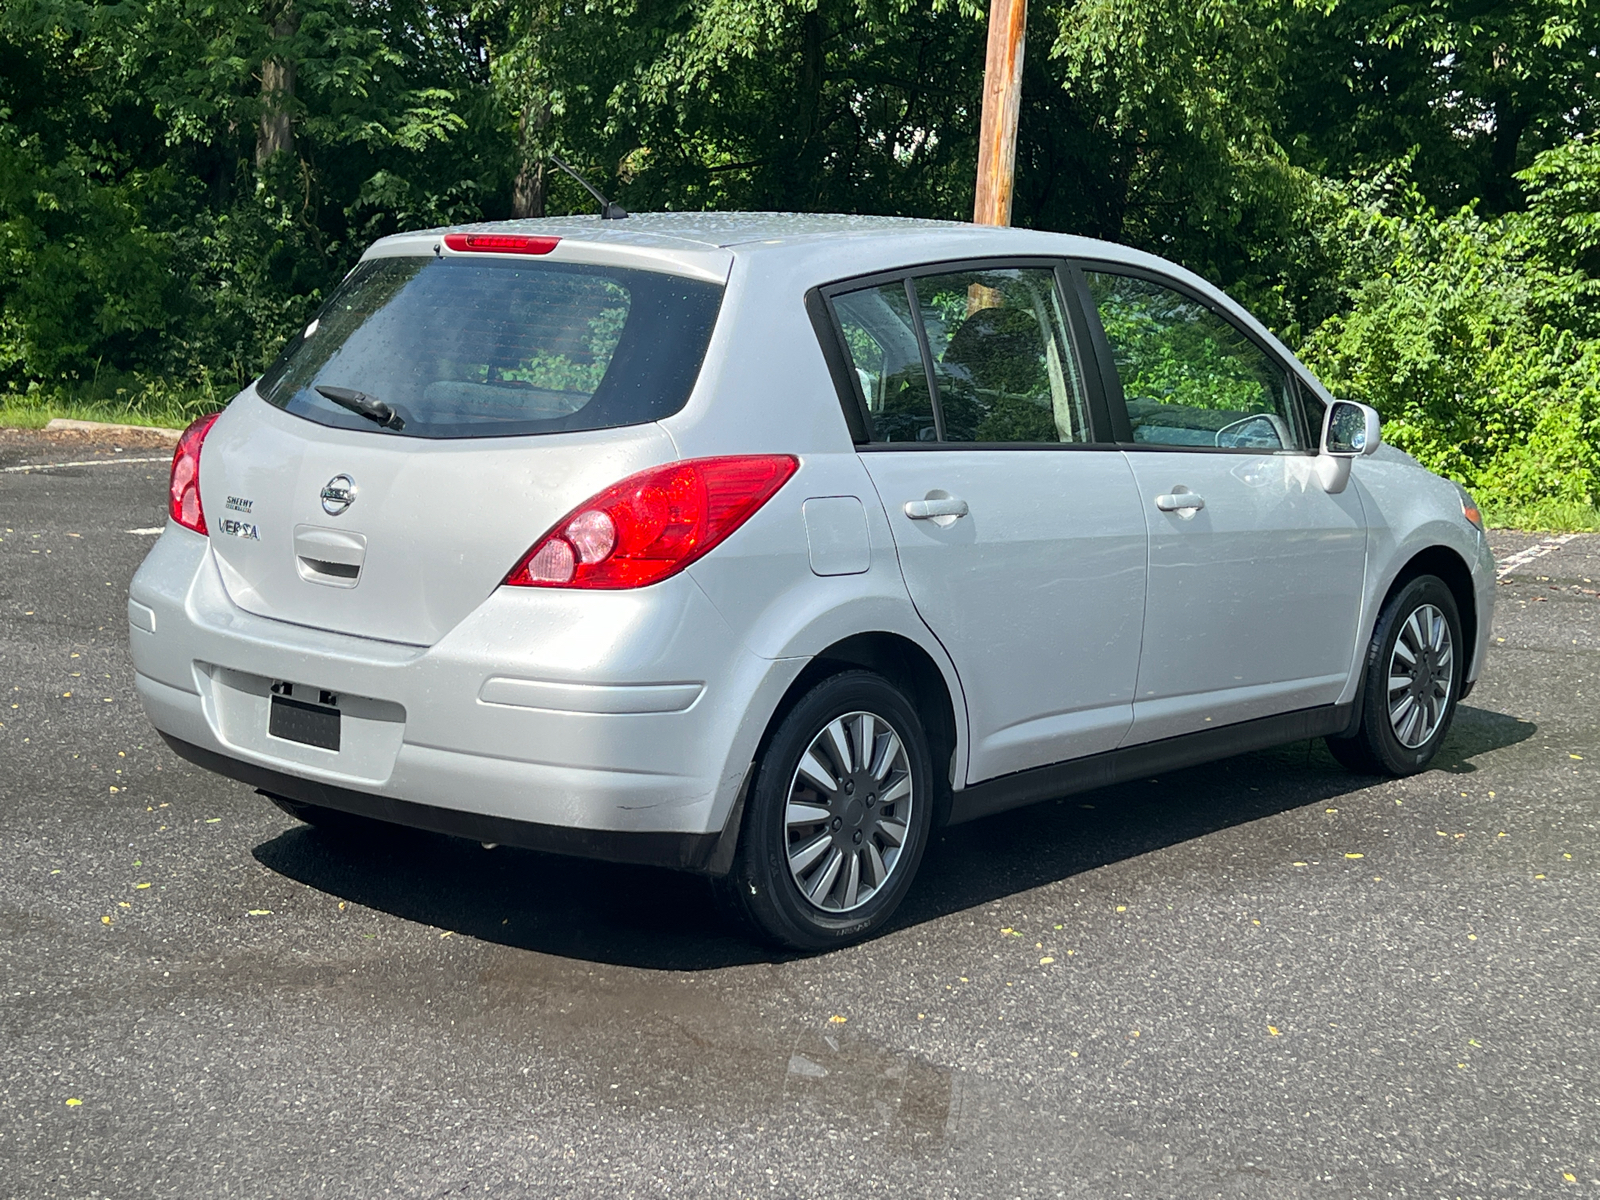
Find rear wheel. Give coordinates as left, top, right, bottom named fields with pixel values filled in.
left=1326, top=574, right=1463, bottom=776
left=716, top=671, right=934, bottom=951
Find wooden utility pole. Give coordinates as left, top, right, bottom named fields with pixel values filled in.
left=973, top=0, right=1026, bottom=226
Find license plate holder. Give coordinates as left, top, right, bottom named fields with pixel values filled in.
left=269, top=694, right=341, bottom=751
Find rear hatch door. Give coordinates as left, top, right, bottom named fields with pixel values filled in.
left=201, top=401, right=678, bottom=645
left=196, top=244, right=725, bottom=645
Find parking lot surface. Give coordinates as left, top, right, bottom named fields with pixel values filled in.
left=2, top=430, right=1597, bottom=1198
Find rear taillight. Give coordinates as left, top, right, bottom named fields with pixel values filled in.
left=504, top=455, right=799, bottom=589
left=169, top=412, right=221, bottom=534
left=443, top=233, right=560, bottom=255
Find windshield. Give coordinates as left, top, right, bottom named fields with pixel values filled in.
left=256, top=255, right=723, bottom=438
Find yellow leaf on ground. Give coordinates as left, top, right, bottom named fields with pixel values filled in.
left=1345, top=853, right=1364, bottom=859
left=829, top=1014, right=847, bottom=1024
left=100, top=916, right=110, bottom=925
left=134, top=883, right=150, bottom=889
left=1268, top=1026, right=1281, bottom=1036
left=65, top=1099, right=81, bottom=1107
left=1039, top=956, right=1055, bottom=965
left=247, top=909, right=271, bottom=916
left=1115, top=905, right=1127, bottom=912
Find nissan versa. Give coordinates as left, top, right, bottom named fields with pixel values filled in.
left=128, top=213, right=1495, bottom=949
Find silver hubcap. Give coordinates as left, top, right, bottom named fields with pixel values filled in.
left=1388, top=603, right=1454, bottom=749
left=784, top=710, right=914, bottom=913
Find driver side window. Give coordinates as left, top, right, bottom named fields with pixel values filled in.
left=1084, top=271, right=1300, bottom=450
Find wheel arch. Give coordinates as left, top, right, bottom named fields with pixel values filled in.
left=765, top=632, right=962, bottom=830
left=1384, top=544, right=1478, bottom=668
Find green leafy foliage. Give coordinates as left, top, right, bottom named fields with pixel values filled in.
left=1299, top=155, right=1600, bottom=511
left=2, top=0, right=1600, bottom=525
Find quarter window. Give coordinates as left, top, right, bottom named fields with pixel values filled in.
left=1084, top=271, right=1301, bottom=450
left=912, top=268, right=1091, bottom=444
left=831, top=283, right=938, bottom=443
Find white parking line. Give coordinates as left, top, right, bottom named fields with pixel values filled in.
left=127, top=528, right=164, bottom=536
left=1, top=456, right=170, bottom=474
left=1495, top=533, right=1579, bottom=579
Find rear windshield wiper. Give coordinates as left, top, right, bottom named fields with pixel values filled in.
left=315, top=385, right=405, bottom=431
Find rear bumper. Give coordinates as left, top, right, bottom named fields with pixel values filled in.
left=129, top=525, right=804, bottom=847
left=160, top=733, right=733, bottom=872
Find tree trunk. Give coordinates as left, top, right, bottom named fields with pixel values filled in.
left=511, top=104, right=549, bottom=219
left=791, top=9, right=826, bottom=207
left=1484, top=92, right=1529, bottom=213
left=256, top=4, right=299, bottom=169
left=512, top=159, right=545, bottom=219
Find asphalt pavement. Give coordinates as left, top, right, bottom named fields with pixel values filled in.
left=2, top=428, right=1597, bottom=1198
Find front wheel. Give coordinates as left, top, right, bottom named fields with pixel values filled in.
left=1327, top=574, right=1463, bottom=776
left=716, top=671, right=935, bottom=951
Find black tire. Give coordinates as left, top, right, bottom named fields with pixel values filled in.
left=715, top=670, right=935, bottom=952
left=1326, top=574, right=1463, bottom=776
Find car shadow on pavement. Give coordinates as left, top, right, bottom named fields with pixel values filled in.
left=894, top=705, right=1535, bottom=928
left=252, top=704, right=1535, bottom=971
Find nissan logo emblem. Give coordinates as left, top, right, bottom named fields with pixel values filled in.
left=320, top=474, right=357, bottom=516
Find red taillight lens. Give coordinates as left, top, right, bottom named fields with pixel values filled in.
left=504, top=455, right=799, bottom=589
left=443, top=232, right=560, bottom=255
left=168, top=412, right=221, bottom=534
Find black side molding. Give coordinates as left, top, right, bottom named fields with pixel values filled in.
left=159, top=734, right=726, bottom=874
left=949, top=704, right=1353, bottom=825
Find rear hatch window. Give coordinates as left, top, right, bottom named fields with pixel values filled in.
left=257, top=255, right=723, bottom=439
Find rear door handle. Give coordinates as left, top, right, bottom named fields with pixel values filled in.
left=904, top=497, right=970, bottom=520
left=1154, top=492, right=1205, bottom=512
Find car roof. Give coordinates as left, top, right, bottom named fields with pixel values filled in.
left=369, top=210, right=1150, bottom=265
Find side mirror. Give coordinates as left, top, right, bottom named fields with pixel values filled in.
left=1323, top=399, right=1381, bottom=456
left=1317, top=400, right=1381, bottom=493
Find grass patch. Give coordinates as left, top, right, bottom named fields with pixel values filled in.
left=1480, top=498, right=1600, bottom=533
left=0, top=378, right=229, bottom=431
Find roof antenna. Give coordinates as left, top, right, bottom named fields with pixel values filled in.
left=548, top=154, right=629, bottom=220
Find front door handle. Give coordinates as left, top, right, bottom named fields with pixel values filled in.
left=904, top=497, right=970, bottom=520
left=1154, top=491, right=1205, bottom=513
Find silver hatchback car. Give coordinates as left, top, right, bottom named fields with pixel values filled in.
left=130, top=213, right=1494, bottom=949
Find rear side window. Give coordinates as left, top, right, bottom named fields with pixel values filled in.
left=911, top=268, right=1090, bottom=443
left=827, top=265, right=1092, bottom=445
left=257, top=256, right=722, bottom=439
